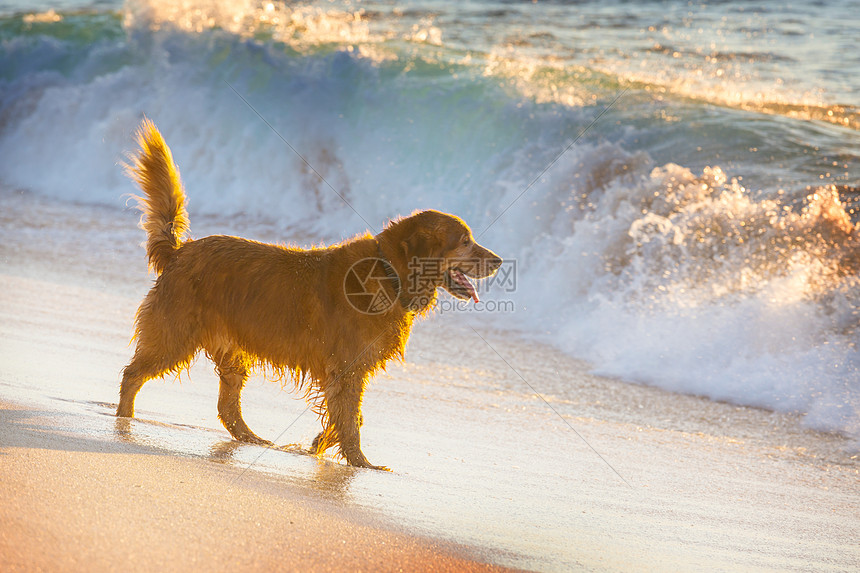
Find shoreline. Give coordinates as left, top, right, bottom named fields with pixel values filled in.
left=0, top=400, right=514, bottom=572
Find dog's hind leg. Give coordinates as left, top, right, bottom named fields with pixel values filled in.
left=310, top=425, right=336, bottom=456
left=311, top=412, right=364, bottom=455
left=118, top=287, right=200, bottom=418
left=321, top=375, right=386, bottom=470
left=117, top=353, right=154, bottom=418
left=214, top=351, right=272, bottom=446
left=117, top=345, right=197, bottom=418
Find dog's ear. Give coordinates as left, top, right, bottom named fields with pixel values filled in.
left=401, top=228, right=441, bottom=261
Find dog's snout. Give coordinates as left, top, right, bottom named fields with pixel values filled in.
left=479, top=249, right=503, bottom=277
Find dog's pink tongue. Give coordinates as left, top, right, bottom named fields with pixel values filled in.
left=452, top=269, right=479, bottom=303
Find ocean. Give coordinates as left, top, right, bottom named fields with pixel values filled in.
left=3, top=0, right=857, bottom=442
left=2, top=1, right=859, bottom=569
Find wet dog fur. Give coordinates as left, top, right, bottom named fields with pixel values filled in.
left=116, top=119, right=502, bottom=469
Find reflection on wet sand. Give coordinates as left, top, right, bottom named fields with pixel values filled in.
left=219, top=441, right=360, bottom=501
left=207, top=439, right=244, bottom=462
left=307, top=460, right=358, bottom=500
left=113, top=416, right=134, bottom=443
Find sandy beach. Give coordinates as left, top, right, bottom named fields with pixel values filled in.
left=1, top=189, right=859, bottom=572
left=0, top=402, right=512, bottom=572
left=3, top=0, right=860, bottom=569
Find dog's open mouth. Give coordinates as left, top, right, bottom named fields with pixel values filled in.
left=445, top=268, right=479, bottom=303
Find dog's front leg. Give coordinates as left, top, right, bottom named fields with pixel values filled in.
left=321, top=375, right=387, bottom=471
left=214, top=352, right=272, bottom=446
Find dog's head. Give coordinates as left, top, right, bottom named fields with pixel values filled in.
left=379, top=210, right=503, bottom=310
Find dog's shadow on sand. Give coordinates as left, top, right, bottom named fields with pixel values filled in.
left=0, top=404, right=360, bottom=499
left=0, top=406, right=167, bottom=457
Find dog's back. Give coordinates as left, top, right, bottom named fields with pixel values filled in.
left=155, top=234, right=404, bottom=380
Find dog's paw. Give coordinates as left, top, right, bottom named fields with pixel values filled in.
left=236, top=433, right=273, bottom=447
left=274, top=442, right=303, bottom=452
left=356, top=461, right=390, bottom=472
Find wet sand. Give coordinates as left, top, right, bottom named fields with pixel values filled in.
left=1, top=190, right=859, bottom=571
left=0, top=402, right=510, bottom=572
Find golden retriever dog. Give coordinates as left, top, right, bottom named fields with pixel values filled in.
left=117, top=119, right=502, bottom=469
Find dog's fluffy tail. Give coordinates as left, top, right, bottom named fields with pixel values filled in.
left=124, top=118, right=189, bottom=274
